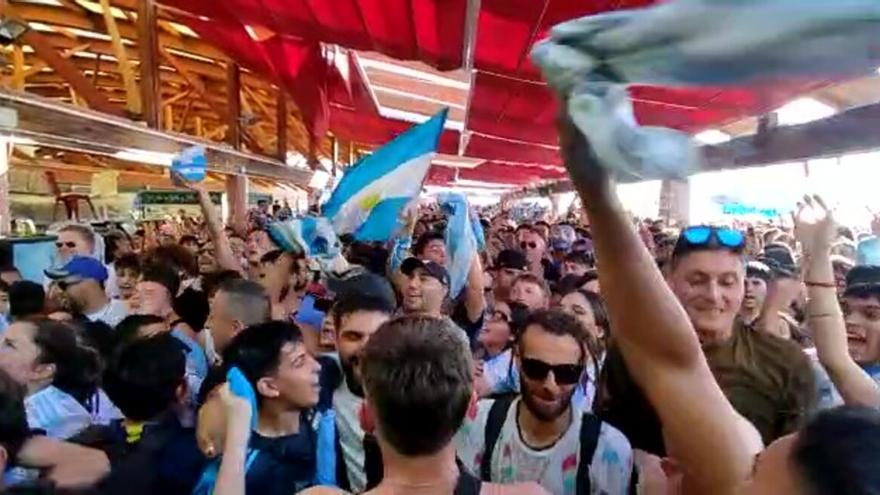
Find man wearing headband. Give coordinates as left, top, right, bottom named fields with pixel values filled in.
left=599, top=226, right=815, bottom=452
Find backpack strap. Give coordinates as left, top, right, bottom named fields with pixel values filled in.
left=480, top=395, right=516, bottom=482
left=575, top=413, right=603, bottom=495
left=454, top=469, right=483, bottom=495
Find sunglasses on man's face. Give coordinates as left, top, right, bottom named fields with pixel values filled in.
left=55, top=242, right=77, bottom=249
left=521, top=241, right=538, bottom=250
left=520, top=357, right=584, bottom=385
left=58, top=279, right=83, bottom=291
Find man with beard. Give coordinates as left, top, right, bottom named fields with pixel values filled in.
left=400, top=257, right=449, bottom=318
left=456, top=310, right=632, bottom=495
left=331, top=295, right=394, bottom=492
left=739, top=261, right=772, bottom=326
left=45, top=256, right=128, bottom=327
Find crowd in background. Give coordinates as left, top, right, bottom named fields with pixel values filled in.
left=0, top=121, right=877, bottom=495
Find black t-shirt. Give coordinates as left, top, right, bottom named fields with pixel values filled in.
left=71, top=415, right=206, bottom=495
left=245, top=424, right=316, bottom=495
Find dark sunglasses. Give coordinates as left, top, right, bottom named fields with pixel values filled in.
left=57, top=279, right=83, bottom=291
left=55, top=242, right=77, bottom=249
left=520, top=357, right=584, bottom=385
left=680, top=226, right=745, bottom=249
left=520, top=241, right=538, bottom=250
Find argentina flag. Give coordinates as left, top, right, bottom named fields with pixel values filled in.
left=322, top=108, right=448, bottom=241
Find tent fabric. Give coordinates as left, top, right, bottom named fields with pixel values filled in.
left=161, top=0, right=837, bottom=186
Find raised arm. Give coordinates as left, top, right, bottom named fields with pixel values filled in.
left=797, top=196, right=880, bottom=408
left=559, top=116, right=757, bottom=493
left=213, top=383, right=253, bottom=495
left=16, top=435, right=110, bottom=490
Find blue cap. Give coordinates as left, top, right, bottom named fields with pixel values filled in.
left=45, top=256, right=108, bottom=283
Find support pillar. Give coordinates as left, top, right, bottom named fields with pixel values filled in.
left=226, top=175, right=248, bottom=233
left=137, top=0, right=161, bottom=128
left=659, top=179, right=691, bottom=226
left=276, top=90, right=287, bottom=161
left=226, top=63, right=242, bottom=150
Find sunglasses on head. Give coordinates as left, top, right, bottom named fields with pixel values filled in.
left=680, top=226, right=745, bottom=249
left=55, top=242, right=76, bottom=249
left=521, top=241, right=538, bottom=250
left=520, top=357, right=584, bottom=385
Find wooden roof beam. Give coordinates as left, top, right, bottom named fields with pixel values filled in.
left=98, top=0, right=140, bottom=114
left=19, top=29, right=123, bottom=115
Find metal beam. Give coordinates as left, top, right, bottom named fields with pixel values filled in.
left=137, top=0, right=161, bottom=128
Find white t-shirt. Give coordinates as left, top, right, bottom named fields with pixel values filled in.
left=333, top=379, right=367, bottom=493
left=86, top=298, right=128, bottom=327
left=455, top=397, right=633, bottom=495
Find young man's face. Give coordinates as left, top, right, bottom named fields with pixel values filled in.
left=336, top=310, right=390, bottom=396
left=0, top=290, right=9, bottom=316
left=493, top=267, right=522, bottom=297
left=0, top=323, right=42, bottom=388
left=207, top=290, right=243, bottom=356
left=742, top=276, right=768, bottom=312
left=520, top=231, right=546, bottom=264
left=516, top=324, right=583, bottom=422
left=260, top=341, right=321, bottom=410
left=562, top=260, right=589, bottom=278
left=844, top=295, right=880, bottom=364
left=420, top=239, right=447, bottom=266
left=403, top=269, right=446, bottom=314
left=667, top=250, right=744, bottom=343
left=117, top=268, right=139, bottom=299
left=247, top=231, right=273, bottom=262
left=136, top=280, right=173, bottom=318
left=511, top=280, right=548, bottom=312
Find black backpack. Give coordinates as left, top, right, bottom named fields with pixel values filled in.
left=479, top=396, right=601, bottom=495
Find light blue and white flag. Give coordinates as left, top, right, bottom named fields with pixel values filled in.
left=438, top=192, right=478, bottom=298
left=322, top=109, right=448, bottom=242
left=267, top=215, right=341, bottom=259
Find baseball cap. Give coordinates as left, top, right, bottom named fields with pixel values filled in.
left=45, top=256, right=108, bottom=283
left=401, top=257, right=450, bottom=287
left=551, top=238, right=572, bottom=252
left=326, top=268, right=397, bottom=309
left=493, top=249, right=527, bottom=271
left=845, top=265, right=880, bottom=297
left=759, top=243, right=798, bottom=279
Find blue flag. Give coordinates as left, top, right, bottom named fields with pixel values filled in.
left=323, top=109, right=448, bottom=242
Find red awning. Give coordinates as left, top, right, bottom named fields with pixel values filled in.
left=161, top=0, right=838, bottom=186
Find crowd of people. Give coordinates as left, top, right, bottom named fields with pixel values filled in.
left=0, top=119, right=877, bottom=495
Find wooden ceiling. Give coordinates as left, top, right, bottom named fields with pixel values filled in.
left=0, top=0, right=343, bottom=188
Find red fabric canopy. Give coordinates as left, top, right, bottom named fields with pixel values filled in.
left=162, top=0, right=835, bottom=186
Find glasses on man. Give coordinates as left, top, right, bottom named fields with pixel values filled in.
left=57, top=279, right=84, bottom=291
left=520, top=241, right=538, bottom=250
left=520, top=357, right=584, bottom=385
left=55, top=241, right=77, bottom=249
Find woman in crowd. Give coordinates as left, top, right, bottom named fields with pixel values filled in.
left=0, top=320, right=106, bottom=439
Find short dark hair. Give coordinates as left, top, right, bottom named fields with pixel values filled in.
left=360, top=316, right=472, bottom=457
left=201, top=270, right=243, bottom=299
left=518, top=309, right=591, bottom=364
left=216, top=279, right=271, bottom=327
left=512, top=273, right=550, bottom=298
left=793, top=406, right=880, bottom=495
left=414, top=231, right=445, bottom=257
left=179, top=235, right=199, bottom=246
left=332, top=294, right=396, bottom=329
left=114, top=253, right=140, bottom=274
left=0, top=280, right=9, bottom=295
left=142, top=245, right=199, bottom=278
left=103, top=231, right=129, bottom=264
left=104, top=334, right=186, bottom=421
left=222, top=321, right=303, bottom=404
left=0, top=368, right=28, bottom=462
left=29, top=320, right=102, bottom=407
left=564, top=251, right=593, bottom=267
left=0, top=266, right=20, bottom=276
left=140, top=265, right=180, bottom=299
left=9, top=281, right=44, bottom=320
left=115, top=314, right=166, bottom=346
